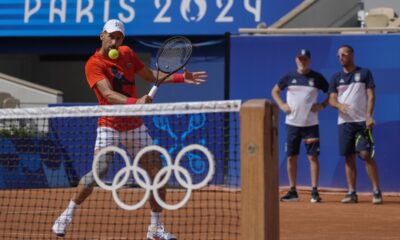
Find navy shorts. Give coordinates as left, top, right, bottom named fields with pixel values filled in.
left=338, top=122, right=373, bottom=156
left=285, top=124, right=320, bottom=156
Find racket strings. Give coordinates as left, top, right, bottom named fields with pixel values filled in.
left=157, top=38, right=192, bottom=73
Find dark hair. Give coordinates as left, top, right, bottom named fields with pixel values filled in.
left=339, top=44, right=354, bottom=53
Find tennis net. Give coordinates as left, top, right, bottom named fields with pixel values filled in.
left=0, top=100, right=242, bottom=240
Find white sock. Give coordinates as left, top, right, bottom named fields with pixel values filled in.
left=62, top=200, right=78, bottom=217
left=150, top=211, right=161, bottom=227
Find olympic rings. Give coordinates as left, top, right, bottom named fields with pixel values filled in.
left=92, top=144, right=214, bottom=211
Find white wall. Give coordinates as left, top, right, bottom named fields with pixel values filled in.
left=0, top=72, right=62, bottom=108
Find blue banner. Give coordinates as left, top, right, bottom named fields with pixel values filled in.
left=0, top=0, right=301, bottom=36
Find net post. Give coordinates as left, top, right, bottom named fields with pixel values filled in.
left=240, top=99, right=279, bottom=240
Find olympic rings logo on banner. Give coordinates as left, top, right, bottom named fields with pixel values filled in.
left=92, top=144, right=214, bottom=211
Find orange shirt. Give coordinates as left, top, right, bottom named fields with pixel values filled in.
left=85, top=45, right=144, bottom=131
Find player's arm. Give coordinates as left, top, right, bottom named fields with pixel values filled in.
left=271, top=84, right=291, bottom=114
left=137, top=66, right=157, bottom=84
left=321, top=97, right=329, bottom=108
left=329, top=92, right=349, bottom=114
left=138, top=67, right=207, bottom=85
left=366, top=88, right=375, bottom=128
left=136, top=66, right=182, bottom=84
left=311, top=76, right=330, bottom=112
left=311, top=96, right=329, bottom=112
left=95, top=79, right=152, bottom=104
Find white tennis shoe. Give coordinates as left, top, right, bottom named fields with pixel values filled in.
left=146, top=224, right=177, bottom=240
left=52, top=214, right=72, bottom=237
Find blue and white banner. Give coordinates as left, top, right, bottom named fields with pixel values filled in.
left=0, top=0, right=302, bottom=36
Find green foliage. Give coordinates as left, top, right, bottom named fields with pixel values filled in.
left=0, top=127, right=37, bottom=138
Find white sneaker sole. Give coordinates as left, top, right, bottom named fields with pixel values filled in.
left=372, top=199, right=383, bottom=204
left=52, top=229, right=65, bottom=238
left=280, top=198, right=299, bottom=202
left=52, top=217, right=71, bottom=237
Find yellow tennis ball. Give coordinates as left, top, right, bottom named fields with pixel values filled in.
left=108, top=49, right=119, bottom=59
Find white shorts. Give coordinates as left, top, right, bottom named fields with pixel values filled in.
left=94, top=125, right=153, bottom=156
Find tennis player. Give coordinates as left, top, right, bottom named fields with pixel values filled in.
left=329, top=45, right=382, bottom=204
left=52, top=19, right=207, bottom=239
left=272, top=49, right=329, bottom=203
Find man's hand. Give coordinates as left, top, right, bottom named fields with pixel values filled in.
left=182, top=69, right=207, bottom=84
left=280, top=103, right=291, bottom=114
left=311, top=103, right=324, bottom=113
left=137, top=95, right=153, bottom=104
left=366, top=117, right=375, bottom=129
left=337, top=103, right=350, bottom=114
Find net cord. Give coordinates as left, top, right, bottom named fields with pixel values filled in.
left=0, top=100, right=241, bottom=119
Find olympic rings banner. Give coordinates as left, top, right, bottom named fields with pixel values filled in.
left=93, top=145, right=215, bottom=210
left=0, top=0, right=302, bottom=36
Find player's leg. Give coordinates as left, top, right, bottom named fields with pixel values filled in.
left=355, top=125, right=382, bottom=204
left=344, top=154, right=357, bottom=194
left=339, top=123, right=358, bottom=203
left=72, top=151, right=114, bottom=204
left=363, top=157, right=382, bottom=204
left=281, top=125, right=301, bottom=202
left=139, top=151, right=166, bottom=212
left=52, top=127, right=118, bottom=236
left=303, top=125, right=321, bottom=203
left=287, top=155, right=299, bottom=189
left=307, top=154, right=319, bottom=189
left=123, top=125, right=176, bottom=240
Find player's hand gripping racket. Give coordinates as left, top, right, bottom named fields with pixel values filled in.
left=355, top=128, right=375, bottom=158
left=148, top=36, right=192, bottom=98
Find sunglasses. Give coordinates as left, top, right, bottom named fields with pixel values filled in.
left=297, top=56, right=310, bottom=61
left=337, top=52, right=351, bottom=58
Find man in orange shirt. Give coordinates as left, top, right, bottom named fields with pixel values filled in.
left=52, top=19, right=207, bottom=239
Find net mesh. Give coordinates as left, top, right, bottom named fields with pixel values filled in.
left=0, top=100, right=241, bottom=240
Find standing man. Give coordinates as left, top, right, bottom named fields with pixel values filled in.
left=272, top=49, right=329, bottom=203
left=329, top=45, right=382, bottom=204
left=52, top=19, right=207, bottom=239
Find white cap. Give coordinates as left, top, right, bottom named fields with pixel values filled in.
left=103, top=19, right=125, bottom=36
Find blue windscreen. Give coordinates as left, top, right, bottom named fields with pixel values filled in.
left=230, top=34, right=400, bottom=191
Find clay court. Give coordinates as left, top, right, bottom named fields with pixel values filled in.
left=0, top=187, right=399, bottom=239
left=280, top=189, right=400, bottom=240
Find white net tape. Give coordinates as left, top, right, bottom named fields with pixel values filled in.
left=0, top=100, right=241, bottom=119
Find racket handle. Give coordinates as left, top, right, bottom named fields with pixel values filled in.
left=148, top=85, right=158, bottom=98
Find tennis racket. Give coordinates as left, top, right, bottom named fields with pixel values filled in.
left=148, top=36, right=192, bottom=98
left=355, top=128, right=375, bottom=158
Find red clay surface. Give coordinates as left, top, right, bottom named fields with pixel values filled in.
left=280, top=188, right=400, bottom=240
left=0, top=187, right=240, bottom=240
left=0, top=187, right=399, bottom=239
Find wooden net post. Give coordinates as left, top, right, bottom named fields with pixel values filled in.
left=240, top=99, right=279, bottom=240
